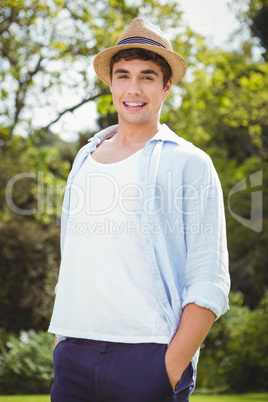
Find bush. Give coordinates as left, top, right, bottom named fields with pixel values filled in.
left=0, top=221, right=60, bottom=332
left=223, top=292, right=268, bottom=392
left=0, top=331, right=54, bottom=395
left=196, top=291, right=268, bottom=392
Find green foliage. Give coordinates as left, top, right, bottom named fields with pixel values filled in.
left=223, top=292, right=268, bottom=392
left=0, top=130, right=72, bottom=225
left=0, top=397, right=49, bottom=402
left=170, top=46, right=268, bottom=162
left=0, top=331, right=54, bottom=395
left=197, top=292, right=268, bottom=392
left=234, top=0, right=268, bottom=60
left=0, top=221, right=60, bottom=332
left=0, top=395, right=50, bottom=402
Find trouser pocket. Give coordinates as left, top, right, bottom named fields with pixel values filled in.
left=172, top=362, right=195, bottom=401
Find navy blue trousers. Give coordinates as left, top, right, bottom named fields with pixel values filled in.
left=51, top=338, right=195, bottom=402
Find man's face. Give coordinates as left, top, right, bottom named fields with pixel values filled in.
left=109, top=58, right=172, bottom=128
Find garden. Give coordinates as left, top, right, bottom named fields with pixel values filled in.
left=1, top=0, right=267, bottom=398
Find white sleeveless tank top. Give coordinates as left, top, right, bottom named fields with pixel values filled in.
left=48, top=149, right=170, bottom=343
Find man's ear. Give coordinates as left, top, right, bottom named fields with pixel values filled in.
left=163, top=78, right=172, bottom=98
left=109, top=75, right=113, bottom=92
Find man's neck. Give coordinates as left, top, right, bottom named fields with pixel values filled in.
left=114, top=119, right=161, bottom=147
left=90, top=119, right=161, bottom=164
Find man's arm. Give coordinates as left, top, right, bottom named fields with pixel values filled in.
left=165, top=302, right=216, bottom=390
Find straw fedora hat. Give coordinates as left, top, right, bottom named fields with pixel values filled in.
left=93, top=18, right=187, bottom=85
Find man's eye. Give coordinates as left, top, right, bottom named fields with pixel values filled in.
left=118, top=75, right=128, bottom=79
left=143, top=76, right=153, bottom=80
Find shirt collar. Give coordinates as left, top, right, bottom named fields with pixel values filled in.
left=151, top=124, right=182, bottom=145
left=88, top=123, right=182, bottom=147
left=88, top=124, right=119, bottom=147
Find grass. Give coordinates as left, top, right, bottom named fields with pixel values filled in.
left=0, top=398, right=49, bottom=402
left=0, top=395, right=268, bottom=402
left=191, top=394, right=268, bottom=402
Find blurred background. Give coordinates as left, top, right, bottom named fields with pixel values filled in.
left=0, top=0, right=267, bottom=395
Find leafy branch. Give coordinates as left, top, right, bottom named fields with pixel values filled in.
left=43, top=88, right=110, bottom=130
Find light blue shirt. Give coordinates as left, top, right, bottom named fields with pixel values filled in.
left=56, top=124, right=230, bottom=364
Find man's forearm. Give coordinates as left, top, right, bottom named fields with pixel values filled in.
left=165, top=303, right=216, bottom=389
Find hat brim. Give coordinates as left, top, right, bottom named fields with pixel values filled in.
left=93, top=43, right=187, bottom=85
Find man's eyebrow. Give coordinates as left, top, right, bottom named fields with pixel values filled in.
left=113, top=68, right=159, bottom=76
left=114, top=69, right=129, bottom=75
left=141, top=69, right=159, bottom=76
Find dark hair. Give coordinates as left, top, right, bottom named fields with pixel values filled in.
left=110, top=48, right=172, bottom=87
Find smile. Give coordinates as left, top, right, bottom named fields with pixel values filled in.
left=123, top=102, right=146, bottom=107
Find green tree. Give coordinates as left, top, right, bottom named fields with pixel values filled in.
left=233, top=0, right=268, bottom=60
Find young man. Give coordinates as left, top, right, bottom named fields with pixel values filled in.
left=49, top=18, right=230, bottom=402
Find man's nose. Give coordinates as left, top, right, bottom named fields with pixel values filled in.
left=127, top=78, right=142, bottom=95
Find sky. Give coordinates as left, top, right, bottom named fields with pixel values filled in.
left=51, top=0, right=241, bottom=142
left=178, top=0, right=240, bottom=47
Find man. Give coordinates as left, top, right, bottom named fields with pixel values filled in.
left=49, top=18, right=230, bottom=402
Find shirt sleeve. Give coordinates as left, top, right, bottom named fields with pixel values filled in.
left=181, top=152, right=230, bottom=319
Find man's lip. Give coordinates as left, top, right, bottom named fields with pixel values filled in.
left=123, top=101, right=147, bottom=107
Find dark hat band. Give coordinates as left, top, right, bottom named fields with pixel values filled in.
left=117, top=36, right=166, bottom=49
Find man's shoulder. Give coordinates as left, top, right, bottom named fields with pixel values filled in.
left=72, top=125, right=119, bottom=163
left=88, top=124, right=119, bottom=145
left=161, top=125, right=211, bottom=163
